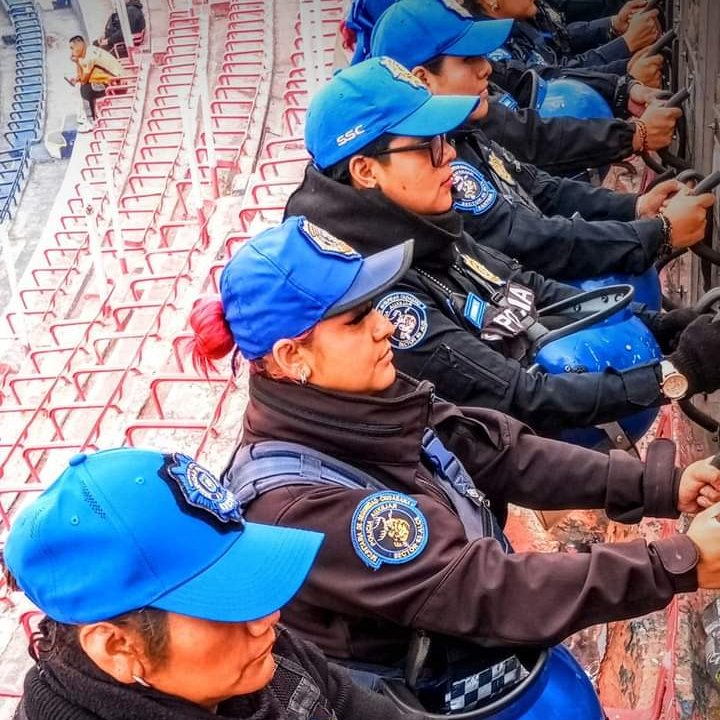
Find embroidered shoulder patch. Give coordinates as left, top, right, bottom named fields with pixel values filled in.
left=451, top=161, right=498, bottom=216
left=164, top=453, right=243, bottom=524
left=376, top=292, right=429, bottom=349
left=299, top=218, right=359, bottom=258
left=439, top=0, right=472, bottom=17
left=351, top=491, right=429, bottom=570
left=379, top=57, right=426, bottom=90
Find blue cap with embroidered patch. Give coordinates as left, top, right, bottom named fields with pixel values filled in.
left=5, top=448, right=325, bottom=624
left=220, top=215, right=413, bottom=360
left=370, top=0, right=513, bottom=70
left=305, top=56, right=479, bottom=170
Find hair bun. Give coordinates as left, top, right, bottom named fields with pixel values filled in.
left=188, top=297, right=235, bottom=374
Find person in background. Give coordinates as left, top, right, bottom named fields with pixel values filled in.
left=6, top=448, right=413, bottom=720
left=68, top=35, right=124, bottom=131
left=95, top=0, right=146, bottom=58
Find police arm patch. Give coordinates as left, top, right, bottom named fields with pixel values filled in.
left=351, top=491, right=429, bottom=570
left=451, top=161, right=498, bottom=216
left=376, top=292, right=429, bottom=349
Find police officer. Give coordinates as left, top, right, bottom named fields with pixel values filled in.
left=464, top=0, right=659, bottom=77
left=370, top=1, right=708, bottom=283
left=187, top=216, right=720, bottom=717
left=284, top=57, right=720, bottom=436
left=348, top=0, right=674, bottom=177
left=6, top=448, right=417, bottom=720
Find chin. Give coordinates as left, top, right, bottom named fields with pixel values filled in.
left=374, top=366, right=397, bottom=392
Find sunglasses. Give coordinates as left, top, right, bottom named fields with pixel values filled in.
left=368, top=133, right=448, bottom=168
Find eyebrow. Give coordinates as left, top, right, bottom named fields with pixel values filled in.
left=347, top=302, right=373, bottom=324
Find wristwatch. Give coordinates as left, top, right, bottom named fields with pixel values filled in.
left=659, top=359, right=689, bottom=400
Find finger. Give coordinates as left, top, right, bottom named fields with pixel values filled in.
left=697, top=496, right=711, bottom=509
left=701, top=488, right=720, bottom=504
left=697, top=193, right=716, bottom=208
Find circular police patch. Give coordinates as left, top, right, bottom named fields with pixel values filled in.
left=164, top=453, right=243, bottom=524
left=376, top=292, right=429, bottom=349
left=451, top=161, right=498, bottom=216
left=351, top=491, right=429, bottom=570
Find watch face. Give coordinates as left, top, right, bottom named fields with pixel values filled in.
left=664, top=373, right=689, bottom=400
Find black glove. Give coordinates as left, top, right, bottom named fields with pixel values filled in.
left=668, top=314, right=720, bottom=395
left=642, top=307, right=700, bottom=353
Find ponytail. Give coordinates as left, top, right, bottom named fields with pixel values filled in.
left=188, top=297, right=235, bottom=375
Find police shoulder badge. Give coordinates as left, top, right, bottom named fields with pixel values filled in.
left=451, top=160, right=498, bottom=216
left=439, top=0, right=472, bottom=17
left=379, top=57, right=426, bottom=90
left=488, top=151, right=515, bottom=185
left=461, top=254, right=504, bottom=286
left=300, top=217, right=359, bottom=258
left=376, top=292, right=429, bottom=349
left=352, top=491, right=429, bottom=570
left=164, top=453, right=243, bottom=524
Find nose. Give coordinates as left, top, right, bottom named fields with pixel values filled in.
left=442, top=136, right=457, bottom=165
left=478, top=57, right=492, bottom=81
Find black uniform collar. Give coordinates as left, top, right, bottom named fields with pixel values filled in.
left=243, top=374, right=438, bottom=484
left=285, top=165, right=463, bottom=267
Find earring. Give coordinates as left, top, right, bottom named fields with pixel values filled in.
left=490, top=0, right=500, bottom=9
left=299, top=367, right=308, bottom=385
left=132, top=674, right=151, bottom=688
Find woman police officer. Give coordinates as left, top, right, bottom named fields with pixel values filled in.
left=282, top=56, right=720, bottom=439
left=187, top=215, right=720, bottom=716
left=6, top=447, right=412, bottom=720
left=346, top=0, right=678, bottom=177
left=368, top=0, right=708, bottom=285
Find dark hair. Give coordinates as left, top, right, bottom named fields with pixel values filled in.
left=322, top=133, right=394, bottom=185
left=421, top=55, right=447, bottom=76
left=69, top=35, right=86, bottom=44
left=30, top=609, right=170, bottom=666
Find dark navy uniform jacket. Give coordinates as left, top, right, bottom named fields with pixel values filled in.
left=547, top=0, right=626, bottom=24
left=285, top=166, right=666, bottom=435
left=450, top=125, right=664, bottom=281
left=481, top=96, right=636, bottom=174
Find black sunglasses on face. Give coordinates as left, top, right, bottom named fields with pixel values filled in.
left=368, top=133, right=448, bottom=168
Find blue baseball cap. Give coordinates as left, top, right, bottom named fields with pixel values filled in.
left=220, top=215, right=413, bottom=360
left=346, top=0, right=397, bottom=64
left=5, top=448, right=324, bottom=624
left=370, top=0, right=513, bottom=70
left=305, top=56, right=479, bottom=169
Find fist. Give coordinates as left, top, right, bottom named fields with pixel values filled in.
left=638, top=102, right=682, bottom=150
left=663, top=191, right=715, bottom=248
left=678, top=456, right=720, bottom=514
left=629, top=52, right=664, bottom=88
left=623, top=9, right=661, bottom=53
left=687, top=502, right=720, bottom=589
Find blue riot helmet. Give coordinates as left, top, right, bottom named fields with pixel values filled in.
left=569, top=267, right=662, bottom=312
left=534, top=76, right=614, bottom=120
left=382, top=645, right=603, bottom=719
left=346, top=0, right=397, bottom=64
left=531, top=285, right=662, bottom=450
